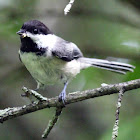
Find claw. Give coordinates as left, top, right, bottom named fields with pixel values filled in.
left=58, top=81, right=68, bottom=105
left=59, top=90, right=66, bottom=105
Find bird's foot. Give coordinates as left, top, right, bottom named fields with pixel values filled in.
left=58, top=90, right=66, bottom=105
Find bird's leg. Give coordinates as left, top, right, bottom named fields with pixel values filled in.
left=34, top=82, right=44, bottom=91
left=59, top=81, right=68, bottom=105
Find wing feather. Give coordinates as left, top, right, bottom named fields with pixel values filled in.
left=52, top=37, right=83, bottom=61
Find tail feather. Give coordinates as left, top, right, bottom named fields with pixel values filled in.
left=78, top=57, right=135, bottom=74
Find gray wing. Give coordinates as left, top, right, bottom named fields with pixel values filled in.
left=52, top=37, right=83, bottom=61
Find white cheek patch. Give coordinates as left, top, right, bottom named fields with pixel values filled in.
left=26, top=32, right=58, bottom=57
left=26, top=32, right=57, bottom=48
left=36, top=34, right=57, bottom=49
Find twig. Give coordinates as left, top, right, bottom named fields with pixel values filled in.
left=64, top=0, right=75, bottom=15
left=0, top=79, right=140, bottom=123
left=112, top=87, right=124, bottom=140
left=42, top=106, right=63, bottom=139
left=22, top=86, right=47, bottom=102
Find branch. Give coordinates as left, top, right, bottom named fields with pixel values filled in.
left=64, top=0, right=75, bottom=15
left=112, top=87, right=124, bottom=140
left=22, top=86, right=48, bottom=102
left=0, top=79, right=140, bottom=123
left=42, top=106, right=63, bottom=138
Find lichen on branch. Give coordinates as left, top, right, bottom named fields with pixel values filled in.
left=0, top=79, right=140, bottom=123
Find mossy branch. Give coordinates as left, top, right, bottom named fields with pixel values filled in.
left=0, top=79, right=140, bottom=139
left=0, top=79, right=140, bottom=123
left=42, top=106, right=63, bottom=138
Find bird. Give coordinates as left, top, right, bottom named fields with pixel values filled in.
left=17, top=20, right=135, bottom=104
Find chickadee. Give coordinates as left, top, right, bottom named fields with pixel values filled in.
left=17, top=20, right=135, bottom=104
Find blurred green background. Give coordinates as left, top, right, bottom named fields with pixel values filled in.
left=0, top=0, right=140, bottom=139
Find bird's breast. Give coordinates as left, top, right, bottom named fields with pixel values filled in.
left=19, top=51, right=67, bottom=85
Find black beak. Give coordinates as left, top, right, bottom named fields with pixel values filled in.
left=16, top=29, right=25, bottom=35
left=16, top=29, right=27, bottom=38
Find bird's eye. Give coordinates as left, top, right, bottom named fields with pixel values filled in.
left=33, top=29, right=38, bottom=34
